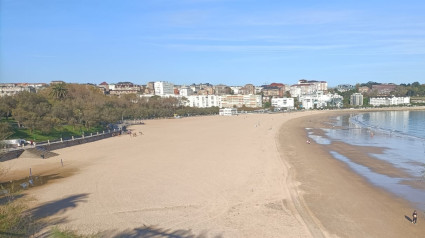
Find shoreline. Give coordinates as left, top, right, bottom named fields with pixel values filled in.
left=279, top=111, right=425, bottom=237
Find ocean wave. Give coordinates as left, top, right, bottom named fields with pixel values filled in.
left=350, top=113, right=425, bottom=142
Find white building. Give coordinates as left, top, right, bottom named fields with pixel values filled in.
left=290, top=84, right=316, bottom=97
left=299, top=92, right=343, bottom=109
left=219, top=108, right=238, bottom=116
left=186, top=95, right=221, bottom=108
left=179, top=86, right=194, bottom=97
left=154, top=81, right=174, bottom=95
left=300, top=96, right=315, bottom=109
left=0, top=84, right=36, bottom=97
left=271, top=97, right=295, bottom=109
left=229, top=86, right=242, bottom=95
left=370, top=96, right=410, bottom=107
left=290, top=80, right=328, bottom=98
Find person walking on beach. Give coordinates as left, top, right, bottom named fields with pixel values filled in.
left=412, top=210, right=418, bottom=224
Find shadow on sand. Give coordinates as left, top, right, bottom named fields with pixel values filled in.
left=3, top=193, right=222, bottom=238
left=0, top=193, right=83, bottom=237
left=100, top=226, right=223, bottom=238
left=29, top=193, right=89, bottom=219
left=0, top=193, right=25, bottom=205
left=405, top=215, right=412, bottom=223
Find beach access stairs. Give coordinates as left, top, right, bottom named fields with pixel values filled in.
left=24, top=146, right=59, bottom=159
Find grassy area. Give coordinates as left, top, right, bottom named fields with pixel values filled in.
left=0, top=194, right=37, bottom=236
left=0, top=195, right=98, bottom=237
left=3, top=118, right=105, bottom=142
left=12, top=125, right=105, bottom=142
left=50, top=227, right=99, bottom=238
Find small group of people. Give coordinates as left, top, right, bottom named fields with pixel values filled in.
left=128, top=130, right=143, bottom=137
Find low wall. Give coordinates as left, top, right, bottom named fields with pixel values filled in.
left=35, top=131, right=121, bottom=152
left=0, top=130, right=121, bottom=162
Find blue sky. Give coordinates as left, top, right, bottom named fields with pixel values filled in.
left=1, top=0, right=425, bottom=87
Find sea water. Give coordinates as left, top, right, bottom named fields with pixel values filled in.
left=308, top=110, right=425, bottom=209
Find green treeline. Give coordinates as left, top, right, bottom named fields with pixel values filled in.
left=0, top=84, right=218, bottom=141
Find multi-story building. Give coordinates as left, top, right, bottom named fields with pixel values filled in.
left=271, top=97, right=294, bottom=109
left=214, top=84, right=231, bottom=95
left=97, top=82, right=110, bottom=94
left=179, top=86, right=194, bottom=97
left=186, top=95, right=220, bottom=108
left=299, top=92, right=343, bottom=109
left=262, top=86, right=281, bottom=97
left=241, top=84, right=255, bottom=95
left=298, top=79, right=327, bottom=91
left=0, top=83, right=36, bottom=97
left=146, top=82, right=155, bottom=91
left=154, top=81, right=174, bottom=95
left=229, top=86, right=242, bottom=95
left=290, top=84, right=315, bottom=97
left=261, top=83, right=285, bottom=98
left=370, top=96, right=410, bottom=106
left=221, top=94, right=262, bottom=108
left=109, top=82, right=141, bottom=95
left=350, top=93, right=364, bottom=106
left=255, top=86, right=263, bottom=95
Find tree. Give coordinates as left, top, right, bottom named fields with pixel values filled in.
left=12, top=92, right=52, bottom=133
left=0, top=122, right=13, bottom=141
left=0, top=96, right=17, bottom=120
left=49, top=83, right=68, bottom=100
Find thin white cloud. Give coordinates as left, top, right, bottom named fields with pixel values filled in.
left=164, top=43, right=352, bottom=52
left=233, top=9, right=356, bottom=26
left=27, top=55, right=57, bottom=58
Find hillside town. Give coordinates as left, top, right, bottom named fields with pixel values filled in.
left=0, top=80, right=417, bottom=110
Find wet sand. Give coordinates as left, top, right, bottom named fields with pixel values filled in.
left=1, top=109, right=425, bottom=237
left=281, top=111, right=425, bottom=237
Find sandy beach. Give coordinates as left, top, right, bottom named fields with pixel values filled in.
left=2, top=109, right=425, bottom=237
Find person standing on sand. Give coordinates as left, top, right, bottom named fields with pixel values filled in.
left=412, top=210, right=417, bottom=224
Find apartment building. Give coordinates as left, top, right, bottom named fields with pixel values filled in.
left=299, top=92, right=343, bottom=109
left=154, top=81, right=174, bottom=95
left=271, top=97, right=294, bottom=109
left=370, top=96, right=410, bottom=106
left=109, top=82, right=141, bottom=95
left=0, top=83, right=36, bottom=97
left=240, top=84, right=255, bottom=95
left=221, top=94, right=262, bottom=108
left=186, top=95, right=220, bottom=108
left=179, top=86, right=194, bottom=97
left=350, top=93, right=364, bottom=106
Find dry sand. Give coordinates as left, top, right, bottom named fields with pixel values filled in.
left=1, top=109, right=425, bottom=237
